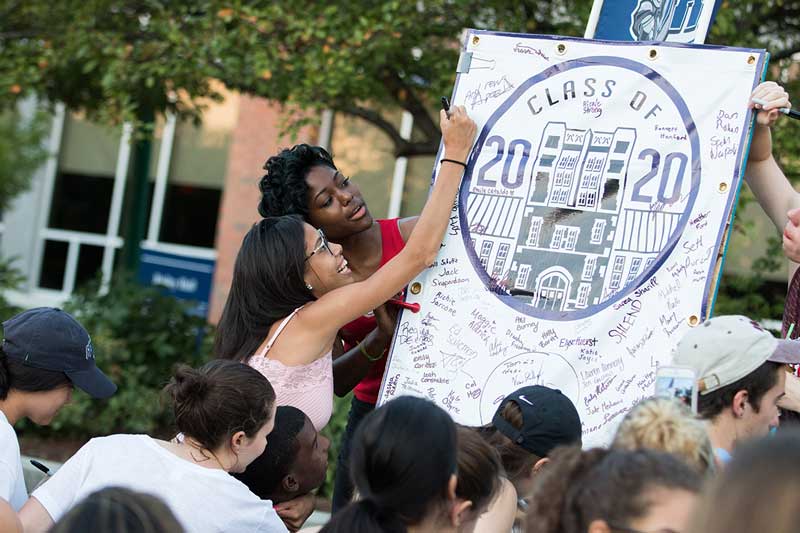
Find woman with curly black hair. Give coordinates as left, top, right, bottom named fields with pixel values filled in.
left=215, top=107, right=475, bottom=437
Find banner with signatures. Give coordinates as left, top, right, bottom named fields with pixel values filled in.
left=378, top=31, right=767, bottom=446
left=588, top=0, right=723, bottom=43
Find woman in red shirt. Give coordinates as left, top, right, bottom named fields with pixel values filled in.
left=256, top=142, right=422, bottom=510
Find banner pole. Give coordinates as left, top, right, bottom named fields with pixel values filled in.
left=693, top=1, right=719, bottom=44
left=584, top=0, right=605, bottom=39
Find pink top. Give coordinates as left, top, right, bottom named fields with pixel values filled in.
left=248, top=307, right=333, bottom=431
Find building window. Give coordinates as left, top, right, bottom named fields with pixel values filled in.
left=582, top=256, right=597, bottom=281
left=627, top=257, right=643, bottom=283
left=608, top=159, right=625, bottom=173
left=577, top=283, right=591, bottom=308
left=590, top=219, right=606, bottom=244
left=551, top=188, right=570, bottom=205
left=479, top=240, right=493, bottom=269
left=540, top=155, right=556, bottom=167
left=550, top=226, right=566, bottom=249
left=609, top=256, right=625, bottom=290
left=585, top=156, right=603, bottom=172
left=492, top=243, right=510, bottom=277
left=516, top=264, right=531, bottom=288
left=645, top=257, right=656, bottom=271
left=546, top=135, right=560, bottom=148
left=614, top=140, right=630, bottom=153
left=527, top=217, right=543, bottom=247
left=564, top=228, right=579, bottom=251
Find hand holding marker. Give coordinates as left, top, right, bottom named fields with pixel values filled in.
left=752, top=97, right=800, bottom=120
left=386, top=97, right=458, bottom=316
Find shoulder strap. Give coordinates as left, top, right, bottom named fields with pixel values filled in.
left=256, top=307, right=303, bottom=358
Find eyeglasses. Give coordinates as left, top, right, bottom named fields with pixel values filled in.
left=305, top=228, right=334, bottom=261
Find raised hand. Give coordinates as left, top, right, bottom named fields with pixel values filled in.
left=750, top=81, right=791, bottom=128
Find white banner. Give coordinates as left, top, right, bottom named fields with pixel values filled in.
left=379, top=31, right=767, bottom=446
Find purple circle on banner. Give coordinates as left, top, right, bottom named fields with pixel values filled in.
left=458, top=56, right=700, bottom=321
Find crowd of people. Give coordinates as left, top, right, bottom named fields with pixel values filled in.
left=1, top=80, right=800, bottom=533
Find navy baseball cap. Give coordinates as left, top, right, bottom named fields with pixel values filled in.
left=2, top=308, right=116, bottom=399
left=492, top=385, right=582, bottom=457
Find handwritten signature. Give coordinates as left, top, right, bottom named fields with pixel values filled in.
left=465, top=75, right=515, bottom=109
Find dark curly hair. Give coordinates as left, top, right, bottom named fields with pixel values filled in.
left=526, top=446, right=701, bottom=533
left=257, top=144, right=337, bottom=220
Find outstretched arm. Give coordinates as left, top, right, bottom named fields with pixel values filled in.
left=302, top=107, right=477, bottom=336
left=744, top=82, right=800, bottom=275
left=745, top=82, right=796, bottom=226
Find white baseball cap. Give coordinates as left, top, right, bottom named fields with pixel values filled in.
left=674, top=315, right=800, bottom=394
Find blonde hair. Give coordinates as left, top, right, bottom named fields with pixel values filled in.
left=612, top=397, right=714, bottom=475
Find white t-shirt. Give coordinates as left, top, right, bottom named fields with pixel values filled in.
left=33, top=434, right=287, bottom=532
left=0, top=410, right=27, bottom=511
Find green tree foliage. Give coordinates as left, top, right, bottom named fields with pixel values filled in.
left=0, top=1, right=590, bottom=155
left=4, top=1, right=800, bottom=157
left=3, top=1, right=800, bottom=157
left=0, top=110, right=49, bottom=212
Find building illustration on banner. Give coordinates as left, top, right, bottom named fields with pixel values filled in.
left=467, top=121, right=684, bottom=313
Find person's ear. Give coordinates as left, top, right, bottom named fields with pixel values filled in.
left=587, top=519, right=612, bottom=533
left=450, top=499, right=473, bottom=527
left=732, top=389, right=750, bottom=418
left=230, top=430, right=247, bottom=453
left=281, top=474, right=300, bottom=493
left=531, top=457, right=550, bottom=475
left=446, top=474, right=474, bottom=527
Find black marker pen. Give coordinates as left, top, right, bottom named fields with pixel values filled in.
left=441, top=96, right=451, bottom=118
left=30, top=459, right=50, bottom=476
left=752, top=97, right=800, bottom=121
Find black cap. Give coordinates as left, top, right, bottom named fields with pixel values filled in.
left=2, top=308, right=117, bottom=399
left=492, top=385, right=582, bottom=457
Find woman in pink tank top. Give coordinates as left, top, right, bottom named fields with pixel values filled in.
left=215, top=107, right=476, bottom=433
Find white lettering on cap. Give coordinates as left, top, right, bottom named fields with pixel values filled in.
left=85, top=339, right=94, bottom=360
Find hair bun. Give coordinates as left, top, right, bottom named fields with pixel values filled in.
left=166, top=365, right=210, bottom=405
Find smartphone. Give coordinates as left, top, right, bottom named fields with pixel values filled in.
left=654, top=365, right=698, bottom=413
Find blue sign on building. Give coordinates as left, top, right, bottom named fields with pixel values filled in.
left=138, top=246, right=215, bottom=317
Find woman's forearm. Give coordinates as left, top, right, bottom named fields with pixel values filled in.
left=332, top=328, right=388, bottom=397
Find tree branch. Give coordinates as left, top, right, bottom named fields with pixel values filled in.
left=341, top=104, right=438, bottom=157
left=381, top=70, right=441, bottom=143
left=341, top=104, right=407, bottom=147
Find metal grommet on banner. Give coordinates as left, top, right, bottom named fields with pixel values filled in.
left=472, top=35, right=480, bottom=46
left=556, top=43, right=567, bottom=55
left=410, top=282, right=423, bottom=295
left=747, top=55, right=756, bottom=65
left=718, top=182, right=729, bottom=193
left=688, top=315, right=700, bottom=327
left=648, top=48, right=658, bottom=60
